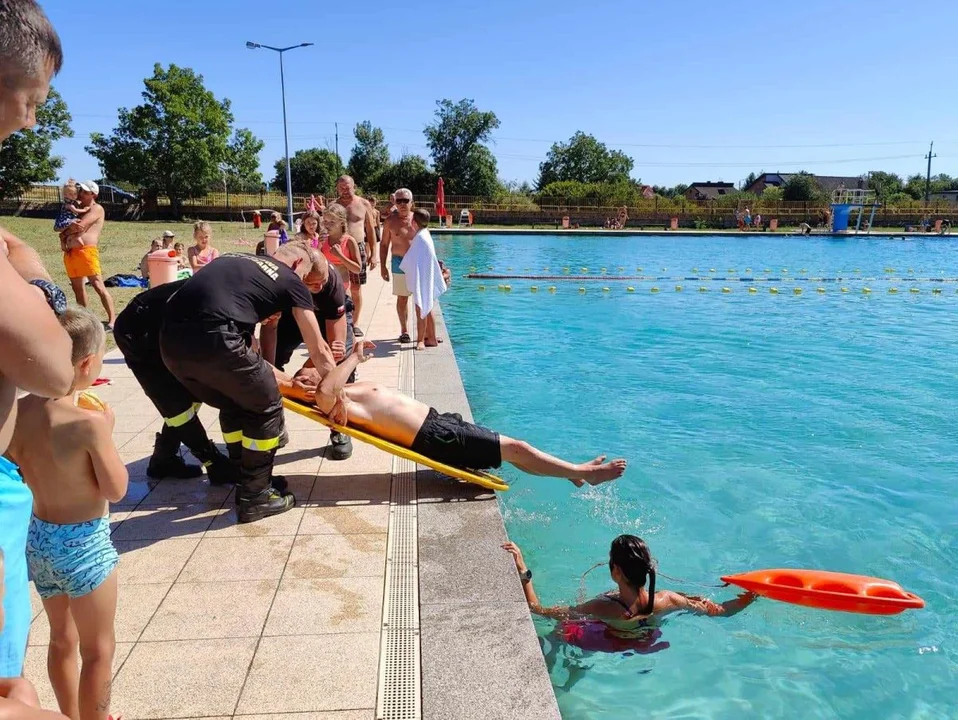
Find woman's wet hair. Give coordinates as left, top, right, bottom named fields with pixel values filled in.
left=609, top=534, right=656, bottom=615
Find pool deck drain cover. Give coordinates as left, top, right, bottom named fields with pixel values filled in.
left=376, top=346, right=422, bottom=720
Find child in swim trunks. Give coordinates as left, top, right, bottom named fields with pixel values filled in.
left=55, top=180, right=91, bottom=252
left=291, top=341, right=627, bottom=486
left=6, top=308, right=127, bottom=720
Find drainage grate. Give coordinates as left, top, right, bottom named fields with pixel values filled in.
left=376, top=349, right=421, bottom=720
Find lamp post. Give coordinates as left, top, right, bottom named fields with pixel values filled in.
left=246, top=40, right=313, bottom=228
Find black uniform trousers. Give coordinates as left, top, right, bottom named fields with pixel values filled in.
left=114, top=303, right=217, bottom=464
left=160, top=320, right=282, bottom=497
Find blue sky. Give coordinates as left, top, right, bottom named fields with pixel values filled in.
left=44, top=0, right=958, bottom=190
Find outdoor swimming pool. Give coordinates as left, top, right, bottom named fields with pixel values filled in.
left=434, top=233, right=957, bottom=719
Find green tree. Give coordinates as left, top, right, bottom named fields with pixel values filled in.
left=423, top=98, right=500, bottom=196
left=272, top=148, right=343, bottom=194
left=376, top=154, right=437, bottom=198
left=87, top=64, right=250, bottom=214
left=782, top=172, right=823, bottom=202
left=741, top=171, right=762, bottom=190
left=0, top=87, right=72, bottom=200
left=652, top=183, right=688, bottom=199
left=865, top=171, right=902, bottom=201
left=760, top=186, right=784, bottom=203
left=537, top=179, right=642, bottom=206
left=536, top=131, right=633, bottom=189
left=223, top=128, right=264, bottom=192
left=347, top=121, right=390, bottom=190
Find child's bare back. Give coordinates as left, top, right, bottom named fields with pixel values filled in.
left=8, top=394, right=121, bottom=524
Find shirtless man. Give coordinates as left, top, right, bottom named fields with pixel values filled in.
left=62, top=182, right=116, bottom=328
left=292, top=341, right=627, bottom=486
left=367, top=195, right=382, bottom=246
left=0, top=0, right=76, bottom=682
left=335, top=175, right=377, bottom=338
left=380, top=188, right=416, bottom=342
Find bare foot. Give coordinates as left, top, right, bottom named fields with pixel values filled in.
left=570, top=456, right=626, bottom=487
left=424, top=337, right=444, bottom=347
left=416, top=341, right=426, bottom=351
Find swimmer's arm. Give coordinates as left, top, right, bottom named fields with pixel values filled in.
left=85, top=413, right=129, bottom=503
left=1, top=225, right=55, bottom=282
left=339, top=236, right=363, bottom=274
left=316, top=349, right=364, bottom=411
left=71, top=204, right=104, bottom=233
left=380, top=223, right=392, bottom=270
left=291, top=306, right=336, bottom=378
left=364, top=206, right=377, bottom=269
left=661, top=591, right=756, bottom=617
left=0, top=697, right=69, bottom=720
left=0, top=254, right=74, bottom=397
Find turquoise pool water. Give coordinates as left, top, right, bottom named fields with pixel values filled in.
left=434, top=233, right=957, bottom=720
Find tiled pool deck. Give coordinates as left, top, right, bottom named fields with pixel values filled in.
left=23, top=273, right=559, bottom=719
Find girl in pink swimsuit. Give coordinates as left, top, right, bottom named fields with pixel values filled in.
left=187, top=221, right=220, bottom=272
left=296, top=210, right=323, bottom=249
left=320, top=203, right=362, bottom=294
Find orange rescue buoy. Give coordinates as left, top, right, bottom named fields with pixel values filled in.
left=720, top=569, right=924, bottom=615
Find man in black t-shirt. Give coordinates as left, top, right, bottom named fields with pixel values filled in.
left=262, top=254, right=355, bottom=460
left=115, top=280, right=233, bottom=484
left=160, top=244, right=339, bottom=523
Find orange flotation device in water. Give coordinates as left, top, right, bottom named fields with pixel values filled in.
left=721, top=569, right=925, bottom=615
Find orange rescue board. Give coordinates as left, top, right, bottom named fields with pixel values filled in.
left=721, top=569, right=925, bottom=615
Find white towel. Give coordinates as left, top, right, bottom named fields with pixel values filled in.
left=399, top=228, right=447, bottom=316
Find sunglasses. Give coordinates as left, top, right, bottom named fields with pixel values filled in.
left=396, top=198, right=411, bottom=204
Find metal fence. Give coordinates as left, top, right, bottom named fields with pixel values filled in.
left=7, top=185, right=958, bottom=218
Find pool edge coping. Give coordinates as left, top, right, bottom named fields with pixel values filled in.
left=413, top=304, right=562, bottom=720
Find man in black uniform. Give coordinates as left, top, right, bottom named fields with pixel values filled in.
left=261, top=254, right=355, bottom=460
left=160, top=243, right=340, bottom=523
left=114, top=280, right=233, bottom=483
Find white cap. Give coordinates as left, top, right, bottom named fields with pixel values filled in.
left=77, top=181, right=99, bottom=196
left=162, top=230, right=175, bottom=238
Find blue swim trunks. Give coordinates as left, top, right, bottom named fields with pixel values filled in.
left=27, top=515, right=118, bottom=600
left=0, top=457, right=32, bottom=676
left=391, top=254, right=405, bottom=275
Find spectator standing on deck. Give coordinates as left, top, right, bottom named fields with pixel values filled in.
left=335, top=175, right=377, bottom=338
left=61, top=181, right=117, bottom=329
left=380, top=188, right=417, bottom=343
left=0, top=0, right=76, bottom=681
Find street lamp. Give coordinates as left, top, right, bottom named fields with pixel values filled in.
left=246, top=41, right=313, bottom=228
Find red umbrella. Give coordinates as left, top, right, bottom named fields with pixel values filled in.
left=436, top=177, right=446, bottom=222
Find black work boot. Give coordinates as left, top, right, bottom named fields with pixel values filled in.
left=205, top=451, right=237, bottom=486
left=270, top=475, right=289, bottom=494
left=147, top=431, right=203, bottom=479
left=236, top=487, right=296, bottom=523
left=328, top=431, right=353, bottom=460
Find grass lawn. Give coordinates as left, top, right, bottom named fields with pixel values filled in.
left=1, top=217, right=260, bottom=347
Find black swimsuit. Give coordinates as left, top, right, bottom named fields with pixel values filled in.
left=604, top=592, right=635, bottom=618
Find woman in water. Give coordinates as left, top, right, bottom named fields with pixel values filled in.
left=504, top=535, right=755, bottom=626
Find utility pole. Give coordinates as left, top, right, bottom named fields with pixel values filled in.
left=924, top=141, right=937, bottom=203
left=335, top=122, right=340, bottom=168
left=246, top=40, right=314, bottom=228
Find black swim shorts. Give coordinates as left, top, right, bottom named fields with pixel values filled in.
left=410, top=408, right=502, bottom=470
